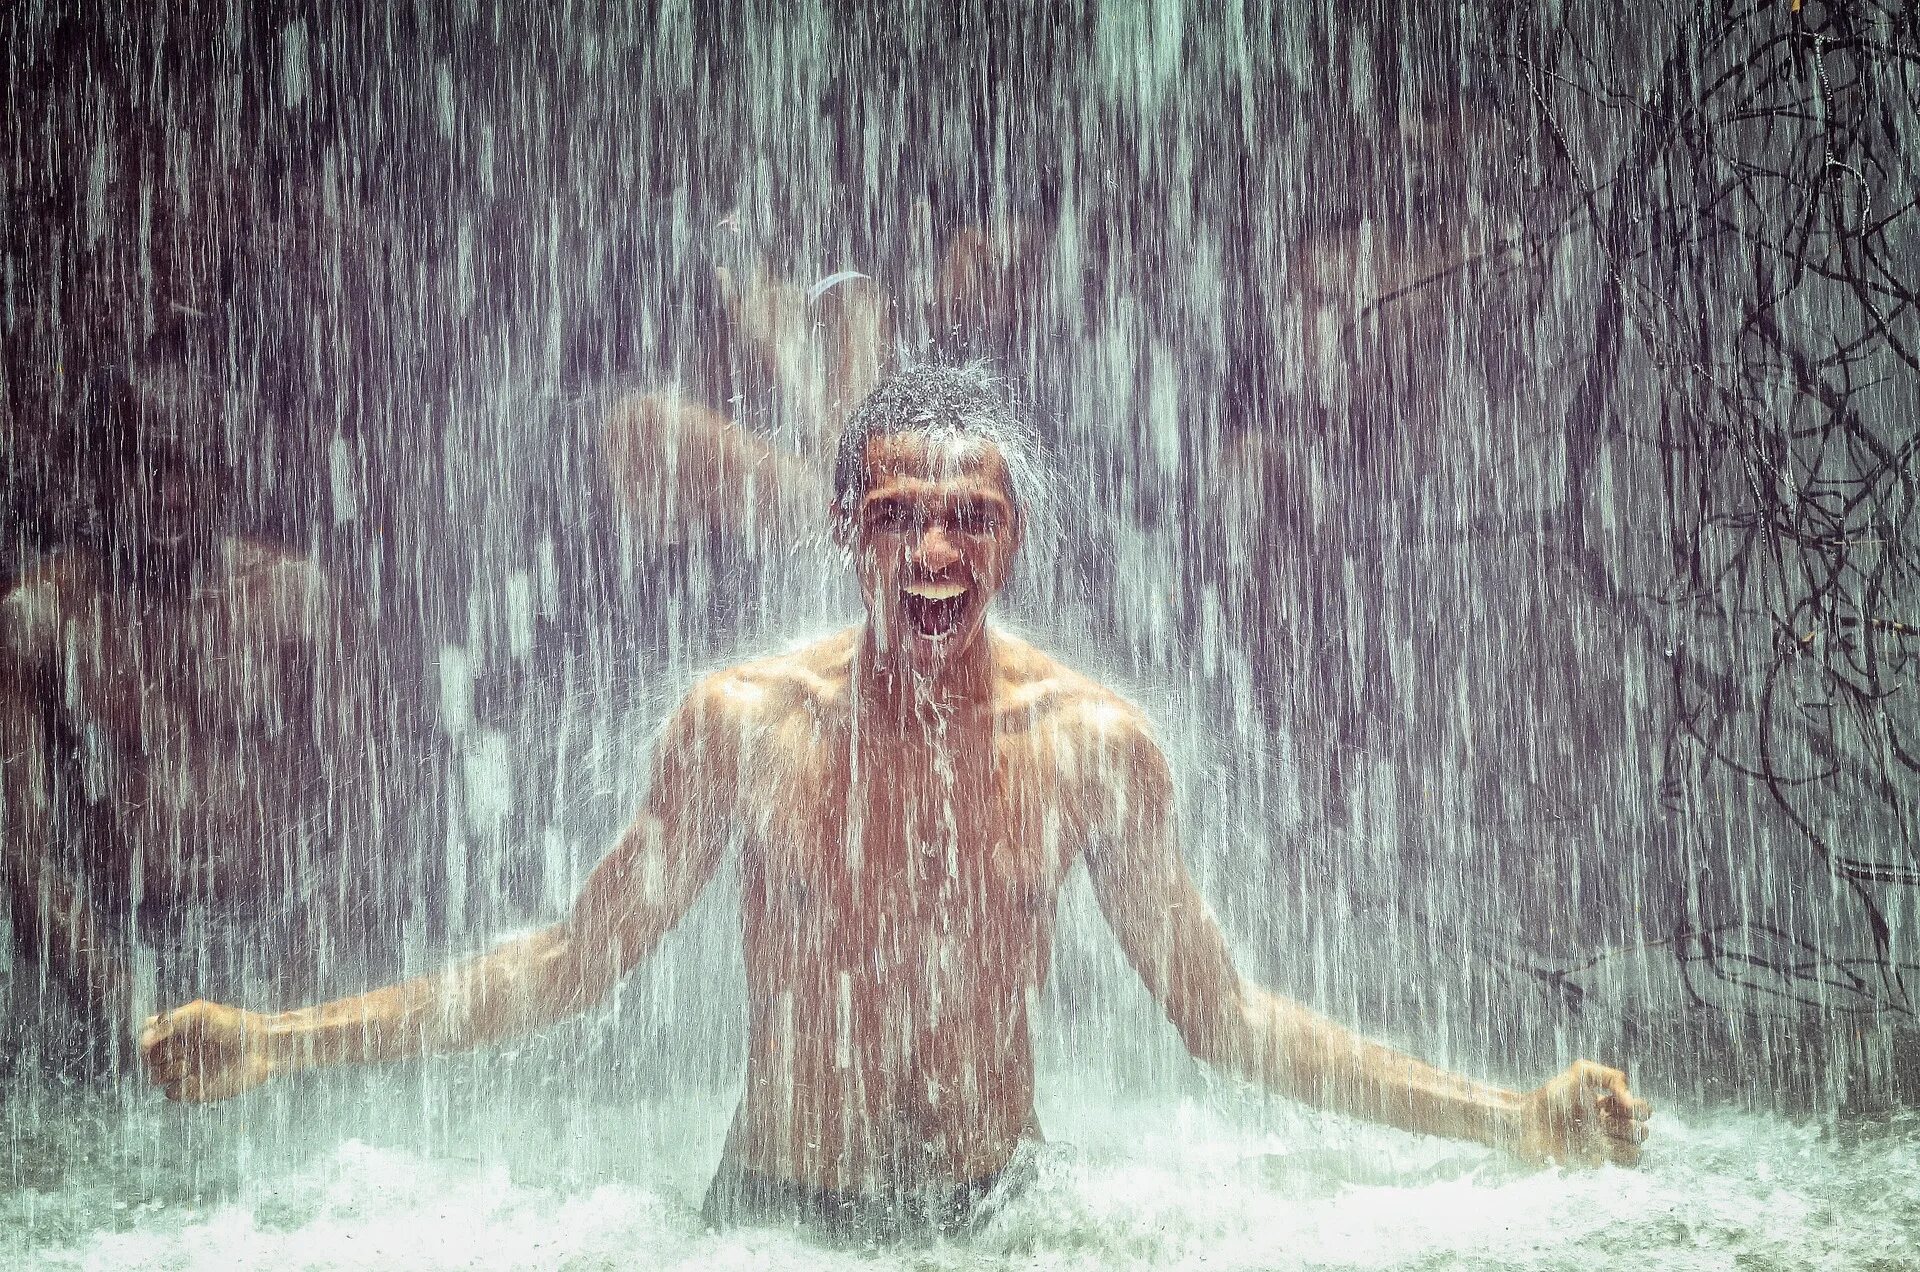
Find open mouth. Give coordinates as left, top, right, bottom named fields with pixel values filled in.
left=901, top=581, right=970, bottom=640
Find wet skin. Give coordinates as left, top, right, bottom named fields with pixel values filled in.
left=0, top=459, right=367, bottom=1031
left=140, top=433, right=1652, bottom=1191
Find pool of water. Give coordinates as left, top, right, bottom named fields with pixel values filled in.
left=7, top=1061, right=1916, bottom=1272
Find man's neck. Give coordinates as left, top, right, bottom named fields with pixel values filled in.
left=854, top=626, right=997, bottom=727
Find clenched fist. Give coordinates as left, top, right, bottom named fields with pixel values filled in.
left=140, top=1000, right=276, bottom=1104
left=1515, top=1060, right=1653, bottom=1167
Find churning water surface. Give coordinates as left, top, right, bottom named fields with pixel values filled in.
left=7, top=1059, right=1917, bottom=1270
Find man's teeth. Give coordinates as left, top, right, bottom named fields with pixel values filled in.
left=905, top=582, right=968, bottom=601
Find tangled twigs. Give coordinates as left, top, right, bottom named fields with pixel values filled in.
left=1493, top=0, right=1919, bottom=1016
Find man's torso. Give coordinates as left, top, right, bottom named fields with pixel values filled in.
left=714, top=630, right=1114, bottom=1191
left=5, top=541, right=339, bottom=909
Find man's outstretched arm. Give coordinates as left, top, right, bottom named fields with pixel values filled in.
left=602, top=265, right=889, bottom=549
left=140, top=677, right=740, bottom=1103
left=1080, top=710, right=1651, bottom=1167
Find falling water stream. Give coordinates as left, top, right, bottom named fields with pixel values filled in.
left=3, top=4, right=1917, bottom=1269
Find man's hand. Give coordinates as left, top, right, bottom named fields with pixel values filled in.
left=713, top=233, right=890, bottom=440
left=1514, top=1060, right=1652, bottom=1168
left=139, top=1000, right=276, bottom=1104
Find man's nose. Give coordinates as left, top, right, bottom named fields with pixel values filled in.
left=150, top=474, right=192, bottom=510
left=910, top=524, right=961, bottom=572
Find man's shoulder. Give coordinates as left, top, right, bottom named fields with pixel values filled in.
left=682, top=628, right=858, bottom=725
left=216, top=538, right=342, bottom=641
left=990, top=631, right=1156, bottom=746
left=225, top=537, right=327, bottom=597
left=0, top=555, right=94, bottom=664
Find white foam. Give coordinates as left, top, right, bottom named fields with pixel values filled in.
left=10, top=1081, right=1917, bottom=1271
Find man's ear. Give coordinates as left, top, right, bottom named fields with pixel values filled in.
left=830, top=503, right=855, bottom=550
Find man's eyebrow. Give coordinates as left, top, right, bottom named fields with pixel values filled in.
left=963, top=488, right=1013, bottom=513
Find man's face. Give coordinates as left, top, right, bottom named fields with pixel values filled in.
left=1286, top=103, right=1517, bottom=444
left=116, top=441, right=228, bottom=564
left=843, top=432, right=1021, bottom=673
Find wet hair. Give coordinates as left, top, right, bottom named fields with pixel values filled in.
left=830, top=362, right=1042, bottom=519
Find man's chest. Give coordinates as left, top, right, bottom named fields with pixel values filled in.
left=741, top=726, right=1080, bottom=953
left=57, top=592, right=303, bottom=743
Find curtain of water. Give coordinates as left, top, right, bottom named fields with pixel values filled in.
left=2, top=2, right=1915, bottom=1267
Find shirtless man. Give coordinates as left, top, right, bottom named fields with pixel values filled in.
left=1, top=360, right=393, bottom=1062
left=141, top=364, right=1651, bottom=1238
